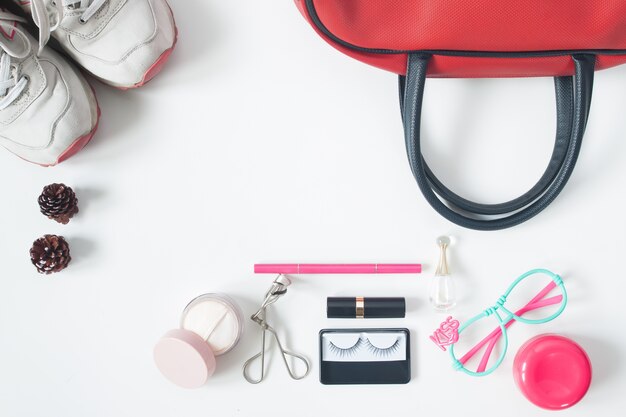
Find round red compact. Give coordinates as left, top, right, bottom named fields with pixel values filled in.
left=513, top=334, right=592, bottom=410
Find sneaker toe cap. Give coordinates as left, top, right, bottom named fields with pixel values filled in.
left=66, top=0, right=177, bottom=87
left=0, top=60, right=98, bottom=166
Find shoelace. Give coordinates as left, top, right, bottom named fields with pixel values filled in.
left=30, top=0, right=109, bottom=54
left=0, top=13, right=30, bottom=111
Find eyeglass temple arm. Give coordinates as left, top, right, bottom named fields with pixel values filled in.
left=459, top=281, right=561, bottom=368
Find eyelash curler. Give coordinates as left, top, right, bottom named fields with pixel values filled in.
left=242, top=275, right=310, bottom=384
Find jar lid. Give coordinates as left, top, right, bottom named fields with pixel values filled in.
left=154, top=329, right=217, bottom=389
left=513, top=334, right=592, bottom=410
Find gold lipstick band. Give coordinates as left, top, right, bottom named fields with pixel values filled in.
left=356, top=297, right=365, bottom=318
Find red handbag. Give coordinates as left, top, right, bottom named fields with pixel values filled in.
left=295, top=0, right=626, bottom=230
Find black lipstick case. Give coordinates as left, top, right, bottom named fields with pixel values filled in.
left=327, top=297, right=406, bottom=318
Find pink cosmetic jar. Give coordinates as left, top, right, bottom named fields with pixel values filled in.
left=513, top=334, right=592, bottom=410
left=154, top=293, right=244, bottom=388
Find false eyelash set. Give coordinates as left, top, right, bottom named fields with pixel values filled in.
left=326, top=334, right=402, bottom=358
left=320, top=329, right=411, bottom=385
left=154, top=237, right=593, bottom=410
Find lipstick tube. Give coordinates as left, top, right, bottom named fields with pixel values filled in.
left=327, top=297, right=406, bottom=319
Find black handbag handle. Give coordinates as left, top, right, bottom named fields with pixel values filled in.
left=401, top=53, right=595, bottom=230
left=399, top=76, right=574, bottom=215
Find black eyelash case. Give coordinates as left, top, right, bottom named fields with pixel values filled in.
left=327, top=297, right=406, bottom=319
left=319, top=328, right=411, bottom=384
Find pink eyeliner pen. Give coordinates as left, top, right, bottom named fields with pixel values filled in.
left=254, top=264, right=422, bottom=274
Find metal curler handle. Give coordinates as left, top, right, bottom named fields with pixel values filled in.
left=242, top=308, right=269, bottom=384
left=242, top=316, right=310, bottom=384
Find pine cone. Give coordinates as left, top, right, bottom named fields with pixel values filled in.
left=38, top=183, right=79, bottom=224
left=30, top=235, right=71, bottom=274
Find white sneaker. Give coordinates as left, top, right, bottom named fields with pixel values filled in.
left=18, top=0, right=177, bottom=89
left=0, top=10, right=99, bottom=166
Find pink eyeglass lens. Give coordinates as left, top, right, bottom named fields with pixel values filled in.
left=502, top=272, right=565, bottom=322
left=454, top=313, right=508, bottom=373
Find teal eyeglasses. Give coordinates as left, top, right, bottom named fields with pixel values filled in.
left=449, top=269, right=567, bottom=376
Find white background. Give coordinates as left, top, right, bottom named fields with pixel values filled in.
left=1, top=1, right=625, bottom=416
